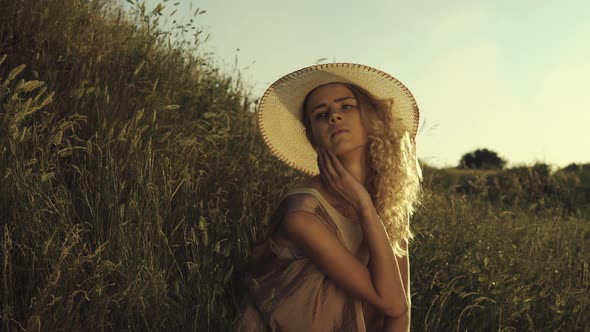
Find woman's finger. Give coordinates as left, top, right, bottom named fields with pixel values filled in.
left=316, top=147, right=331, bottom=183
left=326, top=149, right=344, bottom=178
left=321, top=148, right=338, bottom=181
left=316, top=147, right=323, bottom=175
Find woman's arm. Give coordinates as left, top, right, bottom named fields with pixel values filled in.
left=384, top=240, right=411, bottom=331
left=358, top=205, right=409, bottom=318
left=283, top=209, right=409, bottom=319
left=282, top=148, right=409, bottom=318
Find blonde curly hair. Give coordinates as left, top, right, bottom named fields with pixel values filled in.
left=302, top=83, right=422, bottom=257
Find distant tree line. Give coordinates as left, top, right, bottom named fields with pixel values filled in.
left=458, top=148, right=507, bottom=170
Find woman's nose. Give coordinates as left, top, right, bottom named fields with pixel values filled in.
left=329, top=112, right=343, bottom=123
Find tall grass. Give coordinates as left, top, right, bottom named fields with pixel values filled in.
left=0, top=0, right=588, bottom=331
left=411, top=188, right=589, bottom=331
left=0, top=0, right=301, bottom=330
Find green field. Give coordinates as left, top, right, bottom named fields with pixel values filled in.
left=1, top=1, right=588, bottom=331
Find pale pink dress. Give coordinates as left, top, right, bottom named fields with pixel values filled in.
left=233, top=187, right=385, bottom=331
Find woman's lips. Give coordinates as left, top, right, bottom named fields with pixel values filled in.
left=331, top=129, right=349, bottom=138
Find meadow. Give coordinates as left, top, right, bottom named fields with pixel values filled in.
left=1, top=1, right=588, bottom=331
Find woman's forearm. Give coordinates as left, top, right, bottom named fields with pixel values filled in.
left=359, top=205, right=408, bottom=317
left=384, top=311, right=410, bottom=332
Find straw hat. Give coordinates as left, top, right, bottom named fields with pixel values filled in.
left=257, top=63, right=419, bottom=175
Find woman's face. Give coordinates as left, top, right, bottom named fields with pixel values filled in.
left=304, top=83, right=369, bottom=155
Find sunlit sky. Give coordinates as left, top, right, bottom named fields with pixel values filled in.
left=129, top=0, right=589, bottom=168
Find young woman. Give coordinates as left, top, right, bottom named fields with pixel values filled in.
left=234, top=63, right=422, bottom=331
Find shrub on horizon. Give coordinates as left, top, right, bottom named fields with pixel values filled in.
left=458, top=148, right=507, bottom=170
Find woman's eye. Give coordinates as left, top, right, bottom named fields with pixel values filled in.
left=342, top=104, right=353, bottom=110
left=316, top=112, right=328, bottom=120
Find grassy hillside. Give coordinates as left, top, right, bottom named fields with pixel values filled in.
left=1, top=1, right=588, bottom=331
left=0, top=0, right=301, bottom=330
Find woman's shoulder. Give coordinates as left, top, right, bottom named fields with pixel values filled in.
left=280, top=177, right=324, bottom=207
left=273, top=180, right=340, bottom=243
left=285, top=177, right=358, bottom=223
left=271, top=176, right=336, bottom=223
left=280, top=192, right=320, bottom=213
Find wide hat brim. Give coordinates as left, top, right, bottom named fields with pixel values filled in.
left=258, top=63, right=420, bottom=175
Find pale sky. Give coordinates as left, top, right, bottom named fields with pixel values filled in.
left=128, top=0, right=590, bottom=168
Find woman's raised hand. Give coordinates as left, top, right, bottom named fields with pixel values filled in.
left=316, top=147, right=374, bottom=213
